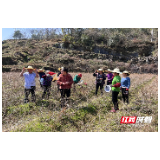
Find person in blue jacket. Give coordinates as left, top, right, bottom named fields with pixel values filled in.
left=121, top=71, right=130, bottom=104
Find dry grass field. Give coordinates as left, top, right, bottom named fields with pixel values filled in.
left=2, top=72, right=158, bottom=132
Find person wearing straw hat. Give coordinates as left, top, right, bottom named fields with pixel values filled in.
left=20, top=66, right=39, bottom=103
left=106, top=69, right=113, bottom=85
left=93, top=69, right=106, bottom=95
left=38, top=69, right=45, bottom=87
left=57, top=67, right=64, bottom=77
left=56, top=67, right=64, bottom=91
left=121, top=70, right=130, bottom=104
left=110, top=68, right=121, bottom=113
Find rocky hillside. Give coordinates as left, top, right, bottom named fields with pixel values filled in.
left=2, top=39, right=158, bottom=74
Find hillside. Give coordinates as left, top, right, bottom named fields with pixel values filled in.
left=2, top=38, right=158, bottom=74
left=2, top=37, right=158, bottom=132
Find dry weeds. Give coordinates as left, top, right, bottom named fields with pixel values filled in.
left=2, top=72, right=158, bottom=132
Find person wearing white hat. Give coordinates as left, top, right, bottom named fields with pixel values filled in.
left=20, top=66, right=39, bottom=103
left=110, top=68, right=121, bottom=113
left=93, top=69, right=106, bottom=95
left=121, top=70, right=130, bottom=104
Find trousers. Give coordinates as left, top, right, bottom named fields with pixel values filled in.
left=24, top=86, right=36, bottom=103
left=121, top=88, right=129, bottom=104
left=112, top=91, right=119, bottom=110
left=60, top=89, right=71, bottom=108
left=60, top=89, right=71, bottom=98
left=42, top=85, right=51, bottom=99
left=96, top=83, right=103, bottom=95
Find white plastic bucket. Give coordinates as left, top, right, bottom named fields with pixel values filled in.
left=104, top=85, right=111, bottom=92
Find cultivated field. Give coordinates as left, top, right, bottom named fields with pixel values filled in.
left=2, top=72, right=158, bottom=132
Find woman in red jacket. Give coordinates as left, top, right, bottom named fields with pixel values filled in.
left=57, top=67, right=73, bottom=107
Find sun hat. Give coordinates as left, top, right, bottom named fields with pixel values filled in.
left=111, top=68, right=122, bottom=74
left=107, top=69, right=112, bottom=72
left=104, top=85, right=111, bottom=92
left=122, top=70, right=130, bottom=75
left=98, top=69, right=103, bottom=71
left=78, top=73, right=82, bottom=78
left=38, top=69, right=45, bottom=72
left=58, top=67, right=64, bottom=71
left=25, top=66, right=34, bottom=70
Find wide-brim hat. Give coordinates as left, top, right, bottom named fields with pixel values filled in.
left=98, top=69, right=103, bottom=72
left=111, top=68, right=122, bottom=74
left=122, top=70, right=130, bottom=75
left=107, top=69, right=112, bottom=72
left=25, top=66, right=34, bottom=70
left=38, top=69, right=45, bottom=72
left=104, top=85, right=111, bottom=92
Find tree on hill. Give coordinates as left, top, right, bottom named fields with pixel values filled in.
left=13, top=30, right=23, bottom=39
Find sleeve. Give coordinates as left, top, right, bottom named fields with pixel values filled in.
left=103, top=74, right=106, bottom=80
left=120, top=79, right=122, bottom=88
left=73, top=75, right=77, bottom=82
left=93, top=73, right=97, bottom=77
left=57, top=72, right=61, bottom=76
left=113, top=83, right=121, bottom=87
left=112, top=77, right=121, bottom=87
left=23, top=73, right=26, bottom=77
left=108, top=74, right=113, bottom=80
left=42, top=75, right=46, bottom=78
left=57, top=76, right=62, bottom=85
left=127, top=77, right=130, bottom=89
left=50, top=76, right=53, bottom=81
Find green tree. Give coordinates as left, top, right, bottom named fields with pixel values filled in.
left=13, top=30, right=23, bottom=39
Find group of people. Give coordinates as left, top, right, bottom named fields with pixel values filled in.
left=20, top=66, right=130, bottom=113
left=93, top=68, right=130, bottom=112
left=20, top=66, right=82, bottom=104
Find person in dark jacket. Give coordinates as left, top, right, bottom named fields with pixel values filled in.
left=42, top=70, right=54, bottom=99
left=93, top=69, right=106, bottom=95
